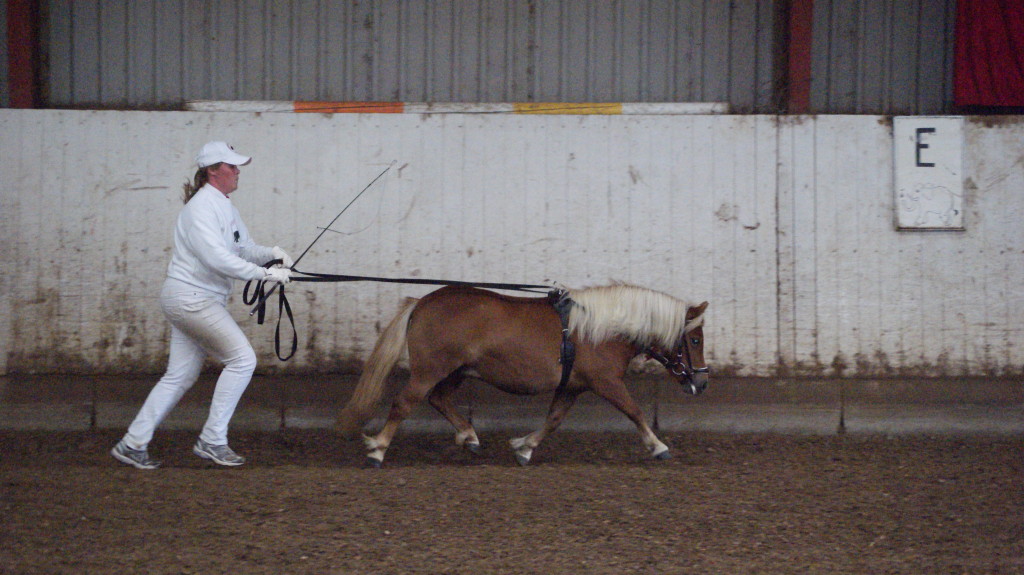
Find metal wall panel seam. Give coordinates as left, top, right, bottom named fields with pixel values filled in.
left=858, top=120, right=891, bottom=376
left=706, top=116, right=736, bottom=371
left=729, top=116, right=761, bottom=372
left=791, top=118, right=819, bottom=372
left=968, top=122, right=1024, bottom=371
left=0, top=111, right=28, bottom=372
left=97, top=0, right=126, bottom=102
left=774, top=117, right=798, bottom=373
left=42, top=112, right=74, bottom=367
left=834, top=116, right=866, bottom=374
left=816, top=117, right=850, bottom=374
left=754, top=116, right=781, bottom=372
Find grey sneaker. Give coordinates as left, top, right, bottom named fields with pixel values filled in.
left=111, top=440, right=161, bottom=469
left=193, top=439, right=245, bottom=467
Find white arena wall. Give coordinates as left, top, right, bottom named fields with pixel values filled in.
left=1, top=110, right=1021, bottom=378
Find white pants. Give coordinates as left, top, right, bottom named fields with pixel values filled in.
left=123, top=281, right=257, bottom=449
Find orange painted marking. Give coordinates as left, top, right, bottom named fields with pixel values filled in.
left=513, top=103, right=623, bottom=114
left=294, top=101, right=406, bottom=113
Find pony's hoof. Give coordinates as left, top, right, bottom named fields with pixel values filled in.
left=364, top=457, right=383, bottom=469
left=464, top=442, right=483, bottom=455
left=654, top=450, right=672, bottom=461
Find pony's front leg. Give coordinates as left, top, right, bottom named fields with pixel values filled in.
left=638, top=422, right=671, bottom=460
left=589, top=379, right=670, bottom=460
left=509, top=391, right=578, bottom=466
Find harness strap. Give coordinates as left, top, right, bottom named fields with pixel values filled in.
left=645, top=344, right=708, bottom=378
left=550, top=289, right=576, bottom=392
left=290, top=269, right=551, bottom=293
left=244, top=264, right=554, bottom=361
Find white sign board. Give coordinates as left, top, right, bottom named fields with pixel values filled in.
left=893, top=116, right=964, bottom=230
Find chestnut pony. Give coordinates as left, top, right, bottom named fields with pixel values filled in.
left=337, top=283, right=709, bottom=466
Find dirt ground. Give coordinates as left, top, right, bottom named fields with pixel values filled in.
left=0, top=429, right=1021, bottom=575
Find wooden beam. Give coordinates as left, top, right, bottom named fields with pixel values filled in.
left=787, top=0, right=814, bottom=113
left=7, top=0, right=41, bottom=108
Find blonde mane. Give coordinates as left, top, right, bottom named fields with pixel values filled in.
left=566, top=283, right=704, bottom=349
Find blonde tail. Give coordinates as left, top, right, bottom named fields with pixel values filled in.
left=335, top=298, right=418, bottom=438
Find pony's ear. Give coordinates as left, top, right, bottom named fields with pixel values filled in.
left=687, top=301, right=709, bottom=321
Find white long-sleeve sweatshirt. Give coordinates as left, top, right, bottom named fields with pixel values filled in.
left=165, top=184, right=273, bottom=297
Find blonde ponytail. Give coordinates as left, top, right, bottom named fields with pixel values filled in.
left=181, top=164, right=218, bottom=204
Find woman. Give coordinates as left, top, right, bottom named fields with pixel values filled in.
left=111, top=141, right=292, bottom=469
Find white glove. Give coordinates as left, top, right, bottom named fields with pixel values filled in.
left=271, top=246, right=294, bottom=268
left=264, top=267, right=291, bottom=284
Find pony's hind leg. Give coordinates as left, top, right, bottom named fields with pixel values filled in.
left=364, top=374, right=439, bottom=467
left=363, top=415, right=401, bottom=467
left=509, top=390, right=579, bottom=466
left=428, top=374, right=482, bottom=454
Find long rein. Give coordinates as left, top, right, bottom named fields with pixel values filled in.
left=247, top=164, right=557, bottom=360
left=243, top=264, right=552, bottom=361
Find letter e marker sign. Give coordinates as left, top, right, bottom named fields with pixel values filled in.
left=894, top=117, right=965, bottom=230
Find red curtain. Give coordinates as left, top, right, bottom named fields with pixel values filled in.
left=955, top=0, right=1024, bottom=107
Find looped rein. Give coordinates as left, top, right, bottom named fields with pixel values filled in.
left=244, top=263, right=552, bottom=361
left=242, top=259, right=299, bottom=360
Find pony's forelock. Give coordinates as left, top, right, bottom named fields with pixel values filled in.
left=684, top=313, right=705, bottom=333
left=566, top=283, right=701, bottom=349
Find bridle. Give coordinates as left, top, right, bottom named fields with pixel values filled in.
left=644, top=332, right=709, bottom=380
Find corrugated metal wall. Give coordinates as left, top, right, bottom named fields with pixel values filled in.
left=3, top=0, right=962, bottom=114
left=811, top=0, right=957, bottom=114
left=40, top=0, right=779, bottom=111
left=2, top=110, right=1023, bottom=377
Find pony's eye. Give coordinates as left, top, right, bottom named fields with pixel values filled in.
left=691, top=337, right=701, bottom=346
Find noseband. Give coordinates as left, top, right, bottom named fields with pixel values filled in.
left=645, top=335, right=708, bottom=379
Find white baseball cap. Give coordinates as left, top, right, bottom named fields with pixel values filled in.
left=195, top=141, right=252, bottom=168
